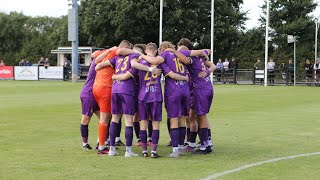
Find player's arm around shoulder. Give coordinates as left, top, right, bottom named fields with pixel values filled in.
left=116, top=48, right=143, bottom=56
left=112, top=72, right=133, bottom=81
left=139, top=55, right=164, bottom=65
left=95, top=61, right=112, bottom=71
left=165, top=48, right=190, bottom=65
left=167, top=71, right=189, bottom=81
left=95, top=46, right=117, bottom=64
left=131, top=60, right=161, bottom=75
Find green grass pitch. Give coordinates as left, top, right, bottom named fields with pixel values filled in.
left=0, top=81, right=319, bottom=179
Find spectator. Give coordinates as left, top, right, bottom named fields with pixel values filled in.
left=229, top=58, right=238, bottom=84
left=0, top=60, right=5, bottom=66
left=287, top=59, right=294, bottom=85
left=254, top=59, right=264, bottom=85
left=254, top=59, right=263, bottom=69
left=216, top=58, right=223, bottom=82
left=314, top=60, right=320, bottom=86
left=44, top=58, right=50, bottom=69
left=19, top=59, right=26, bottom=66
left=38, top=57, right=45, bottom=65
left=64, top=57, right=71, bottom=67
left=267, top=58, right=275, bottom=85
left=223, top=58, right=229, bottom=70
left=223, top=58, right=230, bottom=84
left=279, top=61, right=286, bottom=82
left=304, top=59, right=313, bottom=86
left=63, top=57, right=71, bottom=80
left=25, top=60, right=32, bottom=66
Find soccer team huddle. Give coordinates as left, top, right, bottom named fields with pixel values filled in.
left=80, top=38, right=216, bottom=158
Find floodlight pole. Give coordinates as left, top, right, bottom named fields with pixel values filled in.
left=315, top=18, right=319, bottom=63
left=159, top=0, right=163, bottom=47
left=294, top=37, right=296, bottom=86
left=210, top=0, right=214, bottom=83
left=264, top=0, right=270, bottom=87
left=68, top=0, right=79, bottom=82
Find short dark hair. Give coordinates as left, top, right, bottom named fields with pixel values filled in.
left=133, top=44, right=146, bottom=54
left=119, top=40, right=131, bottom=48
left=177, top=38, right=193, bottom=50
left=146, top=42, right=158, bottom=51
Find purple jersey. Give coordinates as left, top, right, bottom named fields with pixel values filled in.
left=109, top=54, right=139, bottom=95
left=80, top=60, right=96, bottom=98
left=161, top=51, right=189, bottom=92
left=137, top=59, right=163, bottom=103
left=187, top=50, right=213, bottom=90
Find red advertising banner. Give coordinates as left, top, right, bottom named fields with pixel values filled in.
left=0, top=66, right=14, bottom=79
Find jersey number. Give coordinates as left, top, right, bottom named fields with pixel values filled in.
left=116, top=57, right=129, bottom=73
left=144, top=66, right=159, bottom=81
left=199, top=57, right=207, bottom=71
left=173, top=58, right=185, bottom=73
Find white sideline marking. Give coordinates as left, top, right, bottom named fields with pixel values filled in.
left=201, top=152, right=320, bottom=180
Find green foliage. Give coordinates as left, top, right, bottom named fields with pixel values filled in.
left=78, top=0, right=247, bottom=62
left=260, top=0, right=318, bottom=69
left=0, top=12, right=68, bottom=65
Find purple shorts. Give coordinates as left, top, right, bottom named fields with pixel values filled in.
left=164, top=88, right=190, bottom=119
left=138, top=101, right=162, bottom=121
left=192, top=88, right=213, bottom=116
left=80, top=96, right=99, bottom=117
left=111, top=93, right=135, bottom=115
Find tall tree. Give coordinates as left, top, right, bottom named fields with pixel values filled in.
left=260, top=0, right=318, bottom=64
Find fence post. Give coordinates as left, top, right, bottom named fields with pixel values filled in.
left=252, top=68, right=256, bottom=85
left=233, top=68, right=237, bottom=84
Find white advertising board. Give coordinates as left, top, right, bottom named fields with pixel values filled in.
left=14, top=66, right=39, bottom=80
left=39, top=66, right=64, bottom=79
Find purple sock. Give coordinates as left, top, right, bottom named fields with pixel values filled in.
left=125, top=126, right=133, bottom=146
left=170, top=128, right=179, bottom=148
left=133, top=122, right=140, bottom=139
left=140, top=130, right=147, bottom=151
left=148, top=121, right=153, bottom=139
left=80, top=124, right=88, bottom=143
left=106, top=121, right=111, bottom=141
left=109, top=122, right=118, bottom=146
left=190, top=131, right=197, bottom=144
left=179, top=127, right=186, bottom=146
left=208, top=128, right=212, bottom=140
left=117, top=119, right=122, bottom=138
left=151, top=130, right=159, bottom=151
left=187, top=128, right=190, bottom=142
left=167, top=119, right=171, bottom=134
left=199, top=128, right=208, bottom=149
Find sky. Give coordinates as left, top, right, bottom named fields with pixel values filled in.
left=0, top=0, right=319, bottom=29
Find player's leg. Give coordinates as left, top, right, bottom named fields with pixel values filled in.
left=177, top=89, right=189, bottom=155
left=186, top=117, right=190, bottom=146
left=80, top=97, right=95, bottom=150
left=193, top=88, right=213, bottom=154
left=178, top=116, right=187, bottom=155
left=123, top=114, right=138, bottom=157
left=147, top=120, right=153, bottom=145
left=80, top=114, right=92, bottom=150
left=108, top=114, right=121, bottom=156
left=186, top=109, right=198, bottom=152
left=115, top=117, right=125, bottom=146
left=167, top=117, right=179, bottom=158
left=150, top=101, right=162, bottom=158
left=133, top=112, right=141, bottom=146
left=165, top=94, right=181, bottom=158
left=123, top=94, right=138, bottom=157
left=140, top=120, right=148, bottom=157
left=166, top=118, right=172, bottom=146
left=151, top=121, right=160, bottom=158
left=96, top=87, right=112, bottom=154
